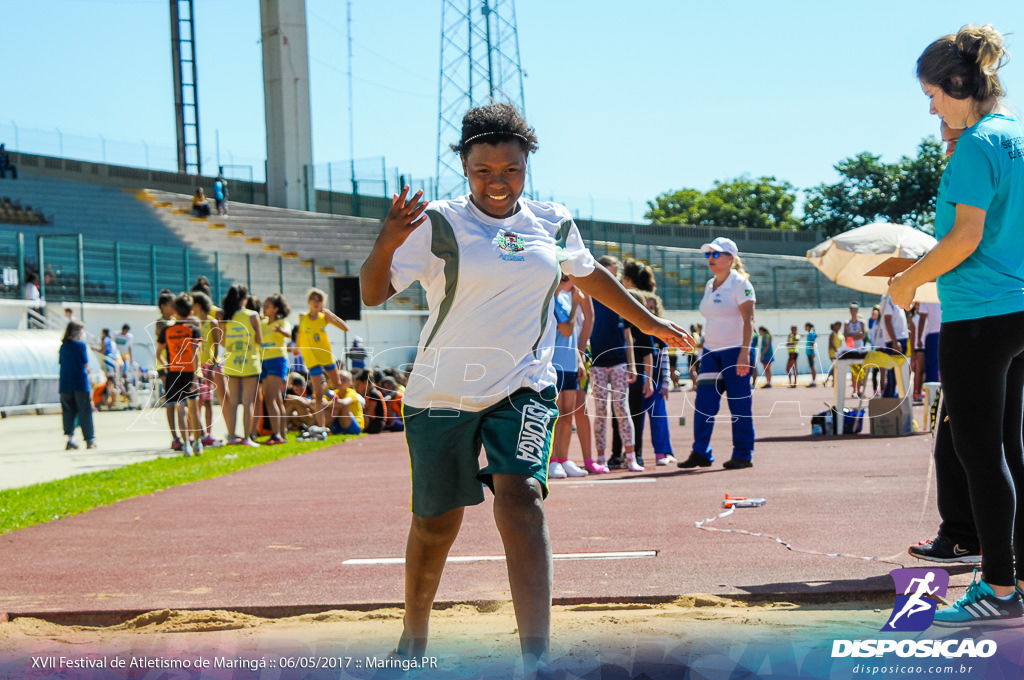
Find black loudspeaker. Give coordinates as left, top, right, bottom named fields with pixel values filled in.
left=331, top=276, right=361, bottom=320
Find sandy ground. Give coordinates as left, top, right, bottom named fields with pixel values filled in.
left=0, top=597, right=887, bottom=678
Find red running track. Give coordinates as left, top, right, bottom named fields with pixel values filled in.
left=1, top=385, right=967, bottom=620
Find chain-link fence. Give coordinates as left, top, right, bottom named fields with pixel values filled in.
left=0, top=231, right=428, bottom=311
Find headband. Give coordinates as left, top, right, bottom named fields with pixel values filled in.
left=462, top=131, right=528, bottom=146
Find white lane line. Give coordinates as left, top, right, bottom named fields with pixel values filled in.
left=344, top=551, right=657, bottom=566
left=557, top=478, right=658, bottom=487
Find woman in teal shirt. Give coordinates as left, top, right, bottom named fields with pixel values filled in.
left=890, top=24, right=1024, bottom=627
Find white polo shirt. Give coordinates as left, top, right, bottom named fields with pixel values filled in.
left=882, top=295, right=910, bottom=343
left=698, top=270, right=756, bottom=351
left=390, top=196, right=596, bottom=411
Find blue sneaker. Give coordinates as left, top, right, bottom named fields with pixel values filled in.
left=932, top=572, right=1024, bottom=627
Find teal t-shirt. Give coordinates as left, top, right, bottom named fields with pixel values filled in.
left=935, top=112, right=1024, bottom=322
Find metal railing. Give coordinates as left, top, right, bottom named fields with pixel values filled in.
left=0, top=228, right=862, bottom=313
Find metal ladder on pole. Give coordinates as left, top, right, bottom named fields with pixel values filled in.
left=170, top=0, right=201, bottom=176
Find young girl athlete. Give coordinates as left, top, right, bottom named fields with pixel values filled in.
left=297, top=288, right=349, bottom=429
left=360, top=103, right=692, bottom=674
left=259, top=293, right=292, bottom=444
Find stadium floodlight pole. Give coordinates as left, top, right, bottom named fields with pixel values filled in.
left=170, top=0, right=202, bottom=175
left=347, top=0, right=357, bottom=198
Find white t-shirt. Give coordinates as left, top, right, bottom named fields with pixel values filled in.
left=390, top=196, right=596, bottom=411
left=845, top=317, right=866, bottom=349
left=881, top=295, right=909, bottom=343
left=918, top=302, right=942, bottom=337
left=115, top=331, right=133, bottom=358
left=698, top=270, right=756, bottom=351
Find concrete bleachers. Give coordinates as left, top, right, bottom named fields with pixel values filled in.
left=0, top=169, right=843, bottom=313
left=0, top=176, right=359, bottom=308
left=0, top=175, right=186, bottom=251
left=143, top=189, right=382, bottom=274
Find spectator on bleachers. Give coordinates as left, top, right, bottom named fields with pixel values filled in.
left=214, top=172, right=229, bottom=216
left=24, top=272, right=43, bottom=328
left=24, top=272, right=41, bottom=302
left=192, top=188, right=211, bottom=217
left=0, top=144, right=17, bottom=180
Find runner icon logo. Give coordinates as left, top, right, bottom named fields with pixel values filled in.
left=883, top=567, right=949, bottom=631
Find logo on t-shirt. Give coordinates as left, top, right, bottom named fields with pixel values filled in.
left=494, top=230, right=525, bottom=262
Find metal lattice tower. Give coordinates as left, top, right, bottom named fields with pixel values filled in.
left=170, top=0, right=201, bottom=175
left=436, top=0, right=531, bottom=200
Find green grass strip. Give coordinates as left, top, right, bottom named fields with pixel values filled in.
left=0, top=433, right=355, bottom=536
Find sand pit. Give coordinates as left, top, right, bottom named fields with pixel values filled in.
left=0, top=597, right=888, bottom=677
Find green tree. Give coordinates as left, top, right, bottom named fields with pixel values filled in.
left=803, top=138, right=947, bottom=237
left=645, top=176, right=801, bottom=230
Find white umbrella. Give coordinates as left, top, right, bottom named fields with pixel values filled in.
left=806, top=222, right=940, bottom=303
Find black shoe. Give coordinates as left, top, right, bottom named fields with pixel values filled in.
left=909, top=535, right=981, bottom=564
left=677, top=452, right=712, bottom=468
left=723, top=458, right=753, bottom=470
left=606, top=455, right=624, bottom=470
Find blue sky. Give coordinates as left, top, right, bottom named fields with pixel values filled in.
left=2, top=0, right=1021, bottom=222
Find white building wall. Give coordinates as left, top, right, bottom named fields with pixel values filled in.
left=0, top=299, right=886, bottom=377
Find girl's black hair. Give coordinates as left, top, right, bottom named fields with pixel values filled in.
left=221, top=284, right=248, bottom=321
left=264, top=292, right=291, bottom=320
left=623, top=259, right=657, bottom=293
left=157, top=289, right=175, bottom=309
left=192, top=291, right=212, bottom=314
left=450, top=102, right=539, bottom=156
left=190, top=275, right=212, bottom=298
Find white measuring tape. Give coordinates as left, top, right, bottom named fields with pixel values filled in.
left=694, top=502, right=905, bottom=566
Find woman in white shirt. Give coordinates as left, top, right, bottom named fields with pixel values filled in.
left=677, top=237, right=756, bottom=470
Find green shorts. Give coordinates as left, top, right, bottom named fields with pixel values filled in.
left=403, top=386, right=558, bottom=518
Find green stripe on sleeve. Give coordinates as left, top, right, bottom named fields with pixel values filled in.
left=422, top=211, right=460, bottom=350
left=532, top=269, right=562, bottom=357
left=555, top=218, right=573, bottom=262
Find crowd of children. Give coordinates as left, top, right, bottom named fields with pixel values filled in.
left=146, top=276, right=931, bottom=459
left=152, top=278, right=406, bottom=456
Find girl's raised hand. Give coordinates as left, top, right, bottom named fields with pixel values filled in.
left=379, top=186, right=429, bottom=251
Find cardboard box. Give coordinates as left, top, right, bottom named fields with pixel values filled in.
left=868, top=397, right=914, bottom=437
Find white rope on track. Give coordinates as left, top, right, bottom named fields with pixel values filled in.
left=694, top=506, right=906, bottom=567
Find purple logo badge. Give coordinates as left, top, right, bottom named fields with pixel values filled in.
left=883, top=568, right=949, bottom=631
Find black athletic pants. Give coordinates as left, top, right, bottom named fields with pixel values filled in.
left=933, top=400, right=978, bottom=548
left=938, top=310, right=1024, bottom=586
